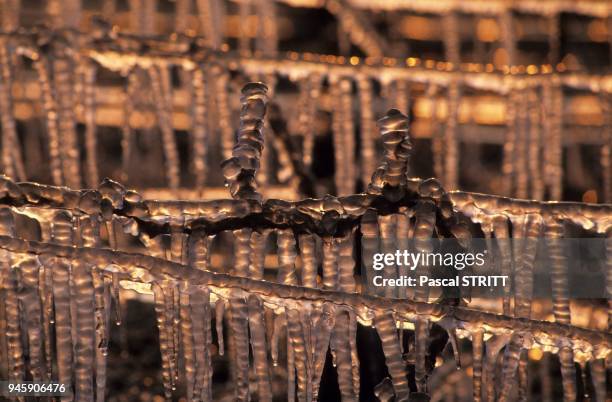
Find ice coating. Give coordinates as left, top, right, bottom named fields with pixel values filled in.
left=0, top=79, right=608, bottom=402
left=221, top=82, right=268, bottom=202
left=368, top=108, right=412, bottom=197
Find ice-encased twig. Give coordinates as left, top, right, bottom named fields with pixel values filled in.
left=0, top=235, right=609, bottom=348
left=221, top=82, right=268, bottom=202
left=368, top=109, right=412, bottom=198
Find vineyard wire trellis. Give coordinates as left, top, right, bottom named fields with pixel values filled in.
left=1, top=0, right=612, bottom=200
left=0, top=81, right=608, bottom=401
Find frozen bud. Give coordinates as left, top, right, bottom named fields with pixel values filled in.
left=418, top=178, right=444, bottom=200
left=125, top=190, right=143, bottom=203
left=221, top=158, right=242, bottom=180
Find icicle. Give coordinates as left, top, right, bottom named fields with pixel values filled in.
left=378, top=214, right=397, bottom=298
left=514, top=214, right=542, bottom=318
left=287, top=308, right=311, bottom=402
left=190, top=287, right=212, bottom=401
left=72, top=259, right=95, bottom=401
left=160, top=283, right=179, bottom=388
left=121, top=69, right=137, bottom=183
left=229, top=292, right=250, bottom=401
left=483, top=334, right=510, bottom=402
left=322, top=237, right=338, bottom=290
left=53, top=53, right=82, bottom=189
left=516, top=89, right=529, bottom=199
left=414, top=317, right=429, bottom=394
left=213, top=67, right=234, bottom=161
left=110, top=273, right=121, bottom=326
left=502, top=89, right=518, bottom=196
left=179, top=284, right=196, bottom=401
left=472, top=329, right=484, bottom=402
left=149, top=64, right=180, bottom=189
left=337, top=229, right=356, bottom=293
left=92, top=268, right=109, bottom=402
left=396, top=208, right=413, bottom=300
left=360, top=209, right=379, bottom=295
left=0, top=38, right=25, bottom=181
left=248, top=295, right=273, bottom=402
left=172, top=284, right=181, bottom=383
left=443, top=80, right=460, bottom=190
left=286, top=311, right=295, bottom=402
left=189, top=232, right=211, bottom=271
left=153, top=283, right=173, bottom=399
left=492, top=215, right=512, bottom=315
left=196, top=0, right=222, bottom=49
left=53, top=258, right=74, bottom=395
left=271, top=311, right=283, bottom=367
left=374, top=311, right=410, bottom=401
left=170, top=229, right=188, bottom=265
left=215, top=299, right=225, bottom=356
left=298, top=74, right=322, bottom=170
left=248, top=229, right=268, bottom=279
left=559, top=346, right=577, bottom=402
left=545, top=218, right=571, bottom=324
left=312, top=303, right=335, bottom=400
left=357, top=76, right=377, bottom=186
left=589, top=359, right=606, bottom=402
left=547, top=82, right=564, bottom=200
left=332, top=77, right=356, bottom=195
left=277, top=229, right=298, bottom=285
left=347, top=310, right=359, bottom=398
left=4, top=266, right=24, bottom=382
left=191, top=66, right=209, bottom=190
left=413, top=200, right=436, bottom=303
left=299, top=233, right=317, bottom=288
left=498, top=332, right=524, bottom=402
left=17, top=258, right=45, bottom=380
left=528, top=87, right=544, bottom=200
left=83, top=60, right=99, bottom=187
left=33, top=55, right=63, bottom=186
left=331, top=309, right=356, bottom=400
left=40, top=261, right=54, bottom=379
left=438, top=317, right=462, bottom=370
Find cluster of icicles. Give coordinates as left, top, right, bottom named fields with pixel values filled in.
left=0, top=29, right=611, bottom=200
left=0, top=82, right=609, bottom=401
